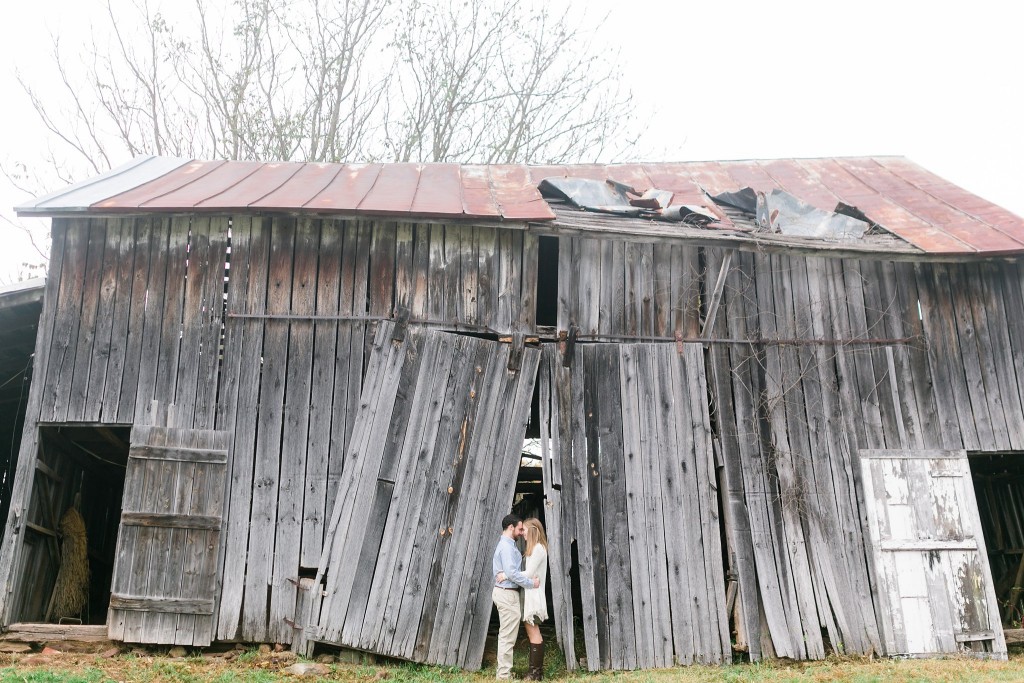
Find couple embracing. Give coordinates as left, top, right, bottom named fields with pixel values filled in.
left=491, top=514, right=549, bottom=680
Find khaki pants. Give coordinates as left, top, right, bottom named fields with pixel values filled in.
left=492, top=586, right=521, bottom=679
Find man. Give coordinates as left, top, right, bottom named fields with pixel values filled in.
left=492, top=513, right=538, bottom=680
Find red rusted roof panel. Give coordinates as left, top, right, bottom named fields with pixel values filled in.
left=250, top=163, right=343, bottom=209
left=836, top=158, right=1023, bottom=253
left=358, top=163, right=420, bottom=214
left=490, top=165, right=555, bottom=221
left=605, top=164, right=655, bottom=192
left=410, top=164, right=464, bottom=216
left=874, top=157, right=1024, bottom=251
left=802, top=158, right=972, bottom=253
left=25, top=155, right=1023, bottom=255
left=95, top=160, right=227, bottom=210
left=639, top=162, right=733, bottom=227
left=756, top=159, right=843, bottom=212
left=461, top=165, right=501, bottom=218
left=721, top=162, right=780, bottom=194
left=138, top=161, right=263, bottom=209
left=306, top=164, right=383, bottom=212
left=681, top=161, right=742, bottom=195
left=197, top=162, right=305, bottom=208
left=525, top=166, right=570, bottom=185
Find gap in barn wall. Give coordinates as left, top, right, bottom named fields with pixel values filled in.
left=13, top=424, right=129, bottom=627
left=536, top=237, right=559, bottom=328
left=968, top=451, right=1024, bottom=629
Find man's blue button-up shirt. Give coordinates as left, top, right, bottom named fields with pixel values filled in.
left=493, top=535, right=533, bottom=589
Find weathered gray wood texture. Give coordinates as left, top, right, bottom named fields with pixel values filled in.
left=557, top=237, right=703, bottom=339
left=0, top=216, right=537, bottom=645
left=539, top=343, right=730, bottom=671
left=3, top=215, right=1024, bottom=665
left=312, top=321, right=539, bottom=670
left=697, top=249, right=1024, bottom=660
left=859, top=449, right=1006, bottom=658
left=108, top=424, right=230, bottom=646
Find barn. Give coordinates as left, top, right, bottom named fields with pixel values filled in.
left=2, top=155, right=1023, bottom=669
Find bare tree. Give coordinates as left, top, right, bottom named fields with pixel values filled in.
left=13, top=0, right=635, bottom=178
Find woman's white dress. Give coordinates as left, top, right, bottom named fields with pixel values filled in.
left=522, top=544, right=548, bottom=624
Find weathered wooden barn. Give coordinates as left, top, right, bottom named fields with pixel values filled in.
left=4, top=155, right=1024, bottom=669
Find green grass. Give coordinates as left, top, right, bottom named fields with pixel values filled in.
left=2, top=648, right=1024, bottom=682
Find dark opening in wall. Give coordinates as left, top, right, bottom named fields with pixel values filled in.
left=969, top=452, right=1024, bottom=628
left=14, top=425, right=129, bottom=626
left=536, top=237, right=559, bottom=328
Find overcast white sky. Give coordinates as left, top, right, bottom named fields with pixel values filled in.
left=1, top=0, right=1022, bottom=282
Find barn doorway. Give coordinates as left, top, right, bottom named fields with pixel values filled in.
left=12, top=425, right=129, bottom=626
left=969, top=452, right=1024, bottom=628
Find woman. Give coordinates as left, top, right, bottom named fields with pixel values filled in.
left=521, top=518, right=548, bottom=681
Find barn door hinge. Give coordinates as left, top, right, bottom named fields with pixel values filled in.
left=507, top=333, right=525, bottom=373
left=391, top=306, right=411, bottom=342
left=559, top=325, right=579, bottom=368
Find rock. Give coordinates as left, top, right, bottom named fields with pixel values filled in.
left=100, top=647, right=120, bottom=659
left=281, top=662, right=331, bottom=677
left=272, top=651, right=297, bottom=664
left=315, top=654, right=336, bottom=664
left=168, top=646, right=188, bottom=658
left=0, top=642, right=31, bottom=654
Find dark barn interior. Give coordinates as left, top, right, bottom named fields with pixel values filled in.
left=0, top=279, right=44, bottom=537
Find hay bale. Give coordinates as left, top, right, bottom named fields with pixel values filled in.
left=49, top=508, right=89, bottom=621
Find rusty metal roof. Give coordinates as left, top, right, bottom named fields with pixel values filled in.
left=15, top=155, right=1024, bottom=255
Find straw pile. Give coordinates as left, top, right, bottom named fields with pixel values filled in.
left=49, top=507, right=90, bottom=621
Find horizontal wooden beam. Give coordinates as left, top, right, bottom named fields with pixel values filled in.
left=879, top=540, right=978, bottom=552
left=120, top=512, right=221, bottom=531
left=1, top=623, right=110, bottom=643
left=129, top=444, right=228, bottom=464
left=109, top=595, right=215, bottom=615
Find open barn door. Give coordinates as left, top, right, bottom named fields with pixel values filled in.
left=107, top=425, right=231, bottom=646
left=310, top=321, right=539, bottom=670
left=859, top=449, right=1007, bottom=658
left=537, top=342, right=731, bottom=671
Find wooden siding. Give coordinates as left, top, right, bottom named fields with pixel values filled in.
left=1, top=211, right=1022, bottom=665
left=312, top=321, right=539, bottom=670
left=556, top=237, right=703, bottom=339
left=703, top=250, right=1024, bottom=660
left=0, top=215, right=537, bottom=645
left=538, top=343, right=730, bottom=671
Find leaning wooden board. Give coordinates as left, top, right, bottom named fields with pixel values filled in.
left=309, top=321, right=539, bottom=670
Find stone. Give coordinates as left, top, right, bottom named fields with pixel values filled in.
left=0, top=642, right=31, bottom=654
left=271, top=651, right=297, bottom=664
left=280, top=662, right=331, bottom=677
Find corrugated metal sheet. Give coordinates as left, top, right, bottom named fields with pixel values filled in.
left=15, top=155, right=1024, bottom=255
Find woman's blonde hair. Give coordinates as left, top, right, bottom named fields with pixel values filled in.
left=524, top=518, right=548, bottom=556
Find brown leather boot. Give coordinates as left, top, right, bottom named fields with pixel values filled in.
left=524, top=641, right=544, bottom=681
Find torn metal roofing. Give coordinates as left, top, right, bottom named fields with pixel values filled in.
left=15, top=155, right=1024, bottom=256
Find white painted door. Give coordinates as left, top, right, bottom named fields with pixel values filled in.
left=859, top=449, right=1006, bottom=658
